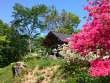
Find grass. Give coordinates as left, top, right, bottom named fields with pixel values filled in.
left=24, top=56, right=64, bottom=69
left=0, top=56, right=91, bottom=83
left=0, top=64, right=13, bottom=83
left=0, top=56, right=64, bottom=83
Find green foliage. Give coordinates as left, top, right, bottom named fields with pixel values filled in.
left=60, top=58, right=110, bottom=83
left=0, top=3, right=80, bottom=67
left=0, top=55, right=64, bottom=83
left=12, top=3, right=50, bottom=53
left=0, top=19, right=29, bottom=67
left=12, top=3, right=49, bottom=34
left=0, top=36, right=6, bottom=41
left=1, top=55, right=110, bottom=83
left=61, top=59, right=89, bottom=78
left=0, top=33, right=29, bottom=67
left=33, top=36, right=52, bottom=56
left=0, top=20, right=10, bottom=48
left=33, top=36, right=45, bottom=51
left=36, top=75, right=45, bottom=83
left=74, top=29, right=81, bottom=33
left=24, top=56, right=63, bottom=69
left=0, top=20, right=12, bottom=67
left=46, top=8, right=80, bottom=34
left=75, top=71, right=110, bottom=83
left=66, top=77, right=77, bottom=83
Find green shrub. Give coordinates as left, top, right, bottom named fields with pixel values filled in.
left=61, top=58, right=89, bottom=78
left=37, top=75, right=45, bottom=82
left=66, top=77, right=77, bottom=83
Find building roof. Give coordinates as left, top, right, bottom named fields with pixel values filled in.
left=43, top=31, right=70, bottom=48
left=50, top=31, right=70, bottom=41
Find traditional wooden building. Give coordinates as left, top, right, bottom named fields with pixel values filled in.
left=43, top=31, right=70, bottom=48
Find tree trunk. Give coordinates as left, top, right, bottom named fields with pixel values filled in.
left=28, top=38, right=32, bottom=53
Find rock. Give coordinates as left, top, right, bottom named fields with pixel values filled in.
left=12, top=62, right=27, bottom=77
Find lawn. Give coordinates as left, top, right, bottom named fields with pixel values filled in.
left=0, top=64, right=13, bottom=83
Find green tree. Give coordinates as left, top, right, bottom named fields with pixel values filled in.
left=9, top=34, right=28, bottom=60
left=0, top=20, right=10, bottom=43
left=45, top=6, right=58, bottom=30
left=11, top=3, right=49, bottom=53
left=33, top=36, right=52, bottom=56
left=0, top=20, right=10, bottom=52
left=0, top=19, right=29, bottom=67
left=45, top=8, right=80, bottom=34
left=33, top=36, right=45, bottom=51
left=0, top=20, right=12, bottom=67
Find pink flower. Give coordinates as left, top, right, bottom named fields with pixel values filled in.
left=68, top=0, right=110, bottom=56
left=88, top=1, right=94, bottom=5
left=89, top=59, right=110, bottom=77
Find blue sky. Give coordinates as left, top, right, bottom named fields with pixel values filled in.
left=0, top=0, right=88, bottom=29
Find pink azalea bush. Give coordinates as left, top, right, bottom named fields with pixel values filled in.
left=68, top=0, right=110, bottom=77
left=89, top=59, right=110, bottom=77
left=69, top=0, right=110, bottom=56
